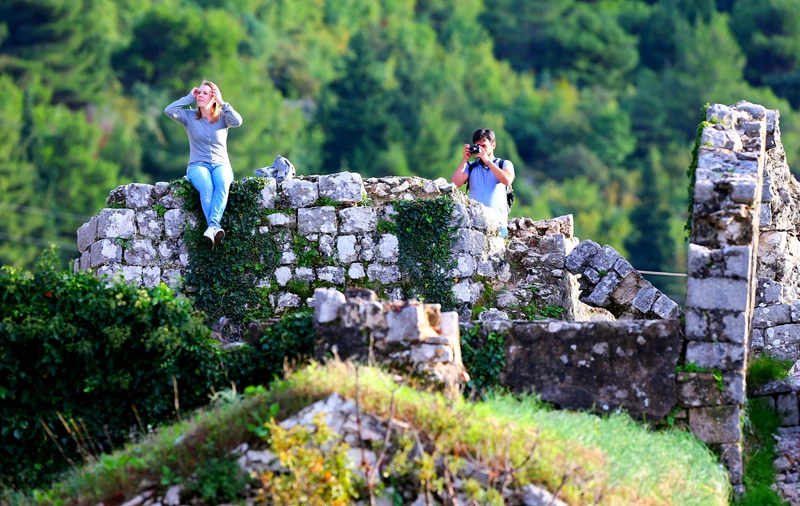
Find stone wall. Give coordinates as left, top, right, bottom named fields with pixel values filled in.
left=752, top=106, right=800, bottom=358
left=683, top=101, right=770, bottom=493
left=74, top=173, right=595, bottom=322
left=313, top=287, right=465, bottom=388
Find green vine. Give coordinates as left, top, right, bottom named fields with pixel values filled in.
left=393, top=196, right=458, bottom=309
left=174, top=178, right=281, bottom=325
left=460, top=325, right=506, bottom=396
left=685, top=102, right=711, bottom=241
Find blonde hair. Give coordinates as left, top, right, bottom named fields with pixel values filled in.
left=195, top=80, right=221, bottom=123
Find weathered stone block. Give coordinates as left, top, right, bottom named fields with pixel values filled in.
left=684, top=341, right=745, bottom=370
left=410, top=344, right=453, bottom=364
left=315, top=288, right=345, bottom=324
left=97, top=209, right=135, bottom=239
left=686, top=277, right=749, bottom=311
left=720, top=443, right=743, bottom=485
left=274, top=266, right=292, bottom=286
left=777, top=392, right=800, bottom=426
left=753, top=304, right=791, bottom=328
left=337, top=235, right=358, bottom=263
left=453, top=228, right=487, bottom=256
left=386, top=304, right=438, bottom=344
left=258, top=178, right=277, bottom=209
left=298, top=207, right=337, bottom=235
left=564, top=239, right=601, bottom=273
left=125, top=183, right=155, bottom=209
left=124, top=239, right=157, bottom=266
left=677, top=372, right=745, bottom=406
left=366, top=264, right=400, bottom=284
left=77, top=217, right=98, bottom=253
left=142, top=266, right=161, bottom=288
left=501, top=319, right=681, bottom=420
left=723, top=246, right=751, bottom=279
left=163, top=209, right=185, bottom=238
left=339, top=207, right=377, bottom=234
left=347, top=263, right=365, bottom=279
left=632, top=285, right=658, bottom=314
left=688, top=406, right=741, bottom=443
left=652, top=294, right=680, bottom=319
left=136, top=209, right=163, bottom=238
left=267, top=212, right=296, bottom=229
left=90, top=239, right=122, bottom=267
left=318, top=172, right=364, bottom=203
left=282, top=179, right=318, bottom=208
left=585, top=271, right=619, bottom=307
left=122, top=265, right=143, bottom=286
left=376, top=234, right=399, bottom=262
left=318, top=266, right=345, bottom=285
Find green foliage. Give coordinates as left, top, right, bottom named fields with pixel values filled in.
left=747, top=353, right=794, bottom=394
left=254, top=312, right=316, bottom=386
left=735, top=399, right=786, bottom=506
left=178, top=177, right=281, bottom=325
left=254, top=413, right=358, bottom=505
left=0, top=249, right=246, bottom=489
left=685, top=103, right=712, bottom=240
left=186, top=454, right=250, bottom=503
left=292, top=233, right=322, bottom=268
left=393, top=196, right=458, bottom=309
left=460, top=326, right=506, bottom=395
left=376, top=218, right=396, bottom=235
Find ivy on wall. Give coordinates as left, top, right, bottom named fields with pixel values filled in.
left=393, top=196, right=458, bottom=310
left=685, top=103, right=711, bottom=241
left=175, top=178, right=281, bottom=325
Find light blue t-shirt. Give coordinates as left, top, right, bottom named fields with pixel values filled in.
left=467, top=159, right=510, bottom=227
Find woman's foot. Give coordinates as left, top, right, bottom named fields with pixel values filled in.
left=203, top=226, right=216, bottom=244
left=214, top=228, right=225, bottom=245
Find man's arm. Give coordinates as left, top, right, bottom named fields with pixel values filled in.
left=451, top=144, right=473, bottom=187
left=486, top=158, right=515, bottom=186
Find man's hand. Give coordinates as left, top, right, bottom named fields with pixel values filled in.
left=462, top=144, right=473, bottom=163
left=475, top=145, right=491, bottom=165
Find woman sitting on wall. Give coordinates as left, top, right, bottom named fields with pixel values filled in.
left=164, top=80, right=243, bottom=245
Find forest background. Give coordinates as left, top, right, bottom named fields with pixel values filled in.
left=1, top=0, right=798, bottom=303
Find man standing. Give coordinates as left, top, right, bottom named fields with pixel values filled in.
left=451, top=128, right=516, bottom=237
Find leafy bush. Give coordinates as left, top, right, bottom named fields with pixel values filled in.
left=460, top=325, right=506, bottom=395
left=0, top=250, right=252, bottom=489
left=254, top=311, right=315, bottom=385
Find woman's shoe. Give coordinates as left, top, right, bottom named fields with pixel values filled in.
left=203, top=226, right=216, bottom=243
left=214, top=228, right=225, bottom=245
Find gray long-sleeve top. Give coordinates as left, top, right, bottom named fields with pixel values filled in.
left=164, top=93, right=243, bottom=168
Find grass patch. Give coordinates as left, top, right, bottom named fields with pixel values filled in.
left=735, top=399, right=787, bottom=506
left=747, top=352, right=794, bottom=394
left=22, top=362, right=730, bottom=506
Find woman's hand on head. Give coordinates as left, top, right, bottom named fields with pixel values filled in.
left=212, top=87, right=223, bottom=104
left=191, top=87, right=199, bottom=98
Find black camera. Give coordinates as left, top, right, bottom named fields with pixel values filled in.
left=468, top=144, right=481, bottom=154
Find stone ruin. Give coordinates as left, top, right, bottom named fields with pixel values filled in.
left=73, top=99, right=800, bottom=492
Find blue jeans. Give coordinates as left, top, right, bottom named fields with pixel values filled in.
left=187, top=162, right=233, bottom=229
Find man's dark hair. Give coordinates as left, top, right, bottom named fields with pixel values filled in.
left=472, top=128, right=496, bottom=144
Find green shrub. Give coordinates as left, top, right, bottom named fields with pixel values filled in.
left=0, top=250, right=250, bottom=489
left=460, top=325, right=506, bottom=395
left=255, top=311, right=315, bottom=384
left=747, top=353, right=794, bottom=394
